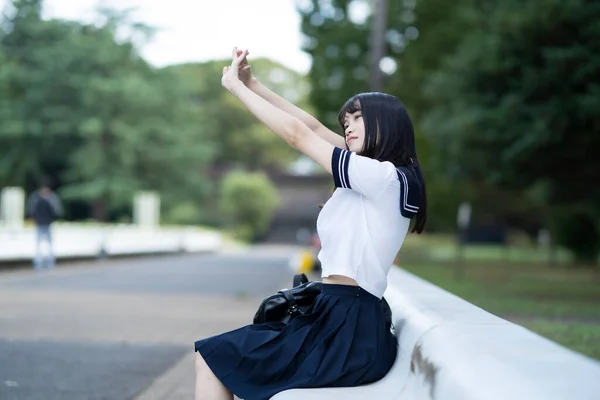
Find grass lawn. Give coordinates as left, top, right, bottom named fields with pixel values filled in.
left=397, top=234, right=600, bottom=361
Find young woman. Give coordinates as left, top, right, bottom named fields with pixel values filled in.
left=194, top=48, right=427, bottom=400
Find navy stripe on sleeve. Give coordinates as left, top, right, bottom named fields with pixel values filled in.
left=332, top=147, right=351, bottom=189
left=396, top=167, right=420, bottom=219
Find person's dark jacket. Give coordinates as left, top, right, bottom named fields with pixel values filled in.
left=27, top=191, right=63, bottom=226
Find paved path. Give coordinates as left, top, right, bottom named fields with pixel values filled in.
left=0, top=245, right=302, bottom=400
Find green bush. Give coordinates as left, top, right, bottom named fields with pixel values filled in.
left=219, top=170, right=280, bottom=242
left=163, top=200, right=203, bottom=226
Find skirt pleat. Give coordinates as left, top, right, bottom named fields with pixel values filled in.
left=195, top=284, right=397, bottom=400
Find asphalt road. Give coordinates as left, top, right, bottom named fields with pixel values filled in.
left=0, top=246, right=299, bottom=400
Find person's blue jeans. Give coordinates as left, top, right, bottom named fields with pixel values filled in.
left=34, top=225, right=55, bottom=269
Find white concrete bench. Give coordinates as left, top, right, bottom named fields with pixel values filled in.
left=273, top=267, right=600, bottom=400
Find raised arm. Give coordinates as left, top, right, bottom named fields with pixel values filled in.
left=248, top=79, right=346, bottom=149
left=237, top=50, right=346, bottom=149
left=223, top=48, right=336, bottom=175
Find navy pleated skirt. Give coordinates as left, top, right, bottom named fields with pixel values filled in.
left=194, top=284, right=397, bottom=400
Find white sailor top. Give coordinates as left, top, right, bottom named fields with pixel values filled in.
left=316, top=147, right=421, bottom=298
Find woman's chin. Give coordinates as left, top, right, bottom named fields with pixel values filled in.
left=348, top=143, right=362, bottom=153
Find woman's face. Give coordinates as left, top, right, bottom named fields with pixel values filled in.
left=343, top=110, right=365, bottom=153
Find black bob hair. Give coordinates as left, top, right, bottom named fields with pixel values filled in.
left=337, top=92, right=427, bottom=234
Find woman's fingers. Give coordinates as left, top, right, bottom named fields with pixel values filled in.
left=236, top=49, right=250, bottom=58
left=223, top=48, right=249, bottom=88
left=230, top=47, right=248, bottom=67
left=229, top=47, right=239, bottom=67
left=234, top=49, right=248, bottom=65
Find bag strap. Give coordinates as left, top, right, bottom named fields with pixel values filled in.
left=293, top=273, right=309, bottom=287
left=279, top=289, right=300, bottom=315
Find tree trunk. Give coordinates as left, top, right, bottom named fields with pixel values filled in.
left=369, top=0, right=389, bottom=92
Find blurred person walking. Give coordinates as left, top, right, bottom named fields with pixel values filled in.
left=26, top=178, right=63, bottom=270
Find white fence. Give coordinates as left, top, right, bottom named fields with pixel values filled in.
left=0, top=223, right=222, bottom=262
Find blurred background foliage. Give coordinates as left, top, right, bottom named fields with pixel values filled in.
left=0, top=0, right=308, bottom=237
left=219, top=170, right=280, bottom=243
left=0, top=0, right=599, bottom=261
left=297, top=0, right=600, bottom=263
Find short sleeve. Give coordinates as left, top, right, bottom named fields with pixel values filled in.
left=331, top=147, right=396, bottom=200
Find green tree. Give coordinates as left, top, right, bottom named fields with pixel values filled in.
left=0, top=0, right=73, bottom=186
left=296, top=0, right=467, bottom=125
left=56, top=13, right=211, bottom=220
left=0, top=2, right=213, bottom=221
left=297, top=0, right=371, bottom=128
left=422, top=0, right=600, bottom=261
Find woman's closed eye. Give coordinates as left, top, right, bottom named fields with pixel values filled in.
left=344, top=114, right=362, bottom=129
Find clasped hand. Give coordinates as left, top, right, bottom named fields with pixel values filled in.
left=222, top=47, right=251, bottom=91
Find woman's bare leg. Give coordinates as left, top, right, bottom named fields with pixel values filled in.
left=195, top=352, right=233, bottom=400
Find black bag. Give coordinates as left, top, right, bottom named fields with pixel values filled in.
left=253, top=274, right=393, bottom=328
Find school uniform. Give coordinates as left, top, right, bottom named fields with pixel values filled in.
left=195, top=147, right=421, bottom=400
